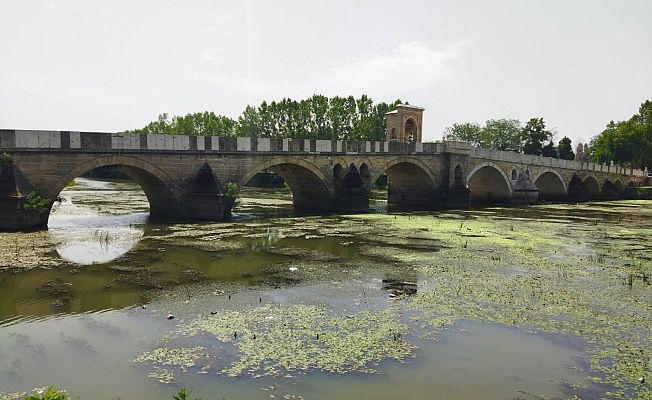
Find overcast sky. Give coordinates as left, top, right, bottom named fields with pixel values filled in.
left=1, top=0, right=650, bottom=143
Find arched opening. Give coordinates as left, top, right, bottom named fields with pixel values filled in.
left=48, top=158, right=179, bottom=265
left=341, top=164, right=366, bottom=194
left=238, top=158, right=334, bottom=215
left=330, top=163, right=370, bottom=212
left=511, top=169, right=517, bottom=180
left=405, top=119, right=416, bottom=143
left=613, top=180, right=625, bottom=193
left=49, top=156, right=179, bottom=222
left=601, top=179, right=621, bottom=200
left=454, top=165, right=464, bottom=185
left=628, top=180, right=636, bottom=187
left=583, top=176, right=601, bottom=199
left=466, top=165, right=512, bottom=204
left=333, top=164, right=344, bottom=181
left=534, top=171, right=566, bottom=201
left=360, top=163, right=370, bottom=180
left=390, top=128, right=397, bottom=140
left=376, top=159, right=439, bottom=208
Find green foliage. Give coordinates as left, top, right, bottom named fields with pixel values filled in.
left=590, top=100, right=652, bottom=168
left=557, top=136, right=575, bottom=160
left=444, top=122, right=485, bottom=146
left=130, top=95, right=402, bottom=141
left=541, top=141, right=558, bottom=158
left=444, top=119, right=523, bottom=152
left=21, top=191, right=51, bottom=215
left=130, top=112, right=237, bottom=137
left=172, top=388, right=201, bottom=400
left=224, top=182, right=238, bottom=202
left=522, top=118, right=553, bottom=156
left=0, top=152, right=12, bottom=168
left=485, top=119, right=524, bottom=152
left=23, top=387, right=69, bottom=400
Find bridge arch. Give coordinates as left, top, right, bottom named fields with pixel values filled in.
left=239, top=156, right=335, bottom=211
left=466, top=162, right=512, bottom=203
left=583, top=175, right=601, bottom=198
left=533, top=169, right=567, bottom=200
left=613, top=179, right=625, bottom=193
left=376, top=157, right=439, bottom=206
left=49, top=155, right=181, bottom=219
left=601, top=178, right=623, bottom=199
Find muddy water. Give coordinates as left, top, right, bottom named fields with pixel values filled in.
left=0, top=178, right=650, bottom=399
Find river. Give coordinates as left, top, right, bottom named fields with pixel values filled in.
left=0, top=178, right=649, bottom=399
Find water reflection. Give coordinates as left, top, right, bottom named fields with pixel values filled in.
left=48, top=178, right=148, bottom=265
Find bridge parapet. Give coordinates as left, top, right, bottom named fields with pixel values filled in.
left=0, top=129, right=450, bottom=156
left=470, top=146, right=646, bottom=177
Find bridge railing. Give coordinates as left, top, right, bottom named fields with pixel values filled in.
left=470, top=146, right=646, bottom=177
left=1, top=129, right=646, bottom=178
left=0, top=129, right=453, bottom=155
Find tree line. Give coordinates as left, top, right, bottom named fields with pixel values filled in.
left=443, top=118, right=575, bottom=160
left=589, top=100, right=651, bottom=169
left=444, top=99, right=651, bottom=169
left=128, top=95, right=402, bottom=141
left=129, top=95, right=650, bottom=170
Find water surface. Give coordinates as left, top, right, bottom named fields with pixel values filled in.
left=0, top=178, right=649, bottom=399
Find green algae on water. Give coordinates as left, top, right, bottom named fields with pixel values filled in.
left=133, top=346, right=208, bottom=368
left=160, top=304, right=414, bottom=377
left=343, top=201, right=651, bottom=399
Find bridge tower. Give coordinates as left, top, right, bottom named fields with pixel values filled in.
left=386, top=104, right=424, bottom=143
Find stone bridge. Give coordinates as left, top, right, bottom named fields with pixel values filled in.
left=0, top=129, right=647, bottom=230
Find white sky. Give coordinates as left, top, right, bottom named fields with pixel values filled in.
left=1, top=0, right=650, bottom=144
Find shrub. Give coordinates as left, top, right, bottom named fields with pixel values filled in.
left=24, top=386, right=69, bottom=400
left=172, top=388, right=201, bottom=400
left=224, top=182, right=238, bottom=202
left=21, top=191, right=51, bottom=215
left=0, top=152, right=12, bottom=168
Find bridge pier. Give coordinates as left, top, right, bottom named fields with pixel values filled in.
left=181, top=163, right=233, bottom=220
left=0, top=162, right=51, bottom=230
left=512, top=173, right=539, bottom=204
left=0, top=197, right=50, bottom=230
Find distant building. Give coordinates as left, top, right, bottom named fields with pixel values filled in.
left=386, top=104, right=424, bottom=143
left=575, top=142, right=589, bottom=161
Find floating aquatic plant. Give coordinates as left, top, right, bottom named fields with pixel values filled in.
left=172, top=304, right=412, bottom=377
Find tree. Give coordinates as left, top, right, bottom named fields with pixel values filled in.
left=522, top=118, right=552, bottom=156
left=590, top=100, right=652, bottom=169
left=443, top=122, right=486, bottom=147
left=557, top=137, right=575, bottom=160
left=484, top=119, right=523, bottom=152
left=237, top=105, right=262, bottom=137
left=444, top=119, right=523, bottom=151
left=130, top=95, right=404, bottom=141
left=541, top=141, right=558, bottom=158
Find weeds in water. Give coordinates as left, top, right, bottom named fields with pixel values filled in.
left=24, top=387, right=69, bottom=400
left=462, top=240, right=468, bottom=249
left=173, top=388, right=201, bottom=400
left=589, top=253, right=605, bottom=264
left=625, top=274, right=634, bottom=287
left=557, top=266, right=568, bottom=278
left=491, top=254, right=501, bottom=261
